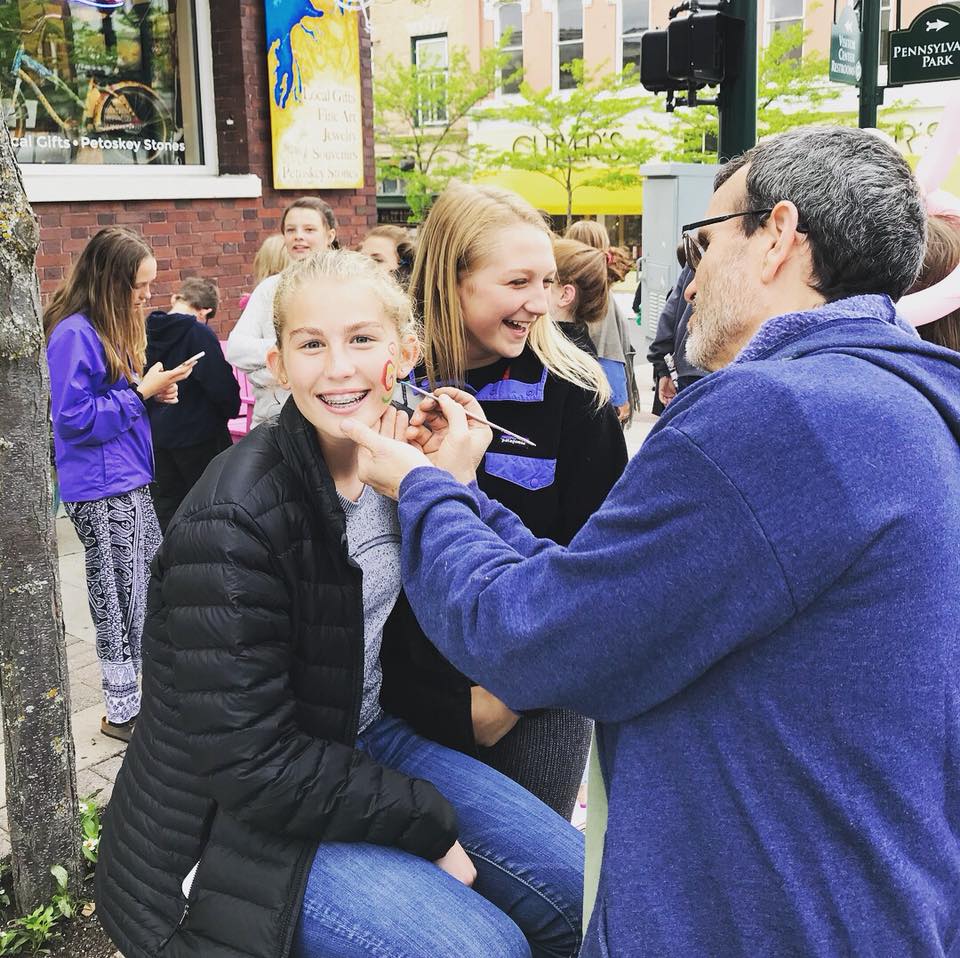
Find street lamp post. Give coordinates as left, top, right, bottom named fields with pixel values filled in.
left=858, top=0, right=883, bottom=128
left=717, top=0, right=757, bottom=160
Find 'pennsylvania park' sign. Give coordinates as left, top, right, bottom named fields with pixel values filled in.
left=888, top=3, right=960, bottom=85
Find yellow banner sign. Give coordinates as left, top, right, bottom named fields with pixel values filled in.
left=264, top=1, right=364, bottom=190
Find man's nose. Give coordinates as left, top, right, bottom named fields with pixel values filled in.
left=683, top=276, right=696, bottom=304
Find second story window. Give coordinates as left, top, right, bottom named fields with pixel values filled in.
left=412, top=34, right=448, bottom=126
left=557, top=0, right=583, bottom=90
left=766, top=0, right=804, bottom=58
left=498, top=1, right=523, bottom=95
left=622, top=0, right=650, bottom=77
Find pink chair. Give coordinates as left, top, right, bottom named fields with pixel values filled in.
left=219, top=340, right=256, bottom=442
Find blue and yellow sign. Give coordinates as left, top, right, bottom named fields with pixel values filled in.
left=264, top=0, right=364, bottom=189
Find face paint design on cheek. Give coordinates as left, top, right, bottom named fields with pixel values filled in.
left=388, top=342, right=397, bottom=356
left=381, top=359, right=397, bottom=404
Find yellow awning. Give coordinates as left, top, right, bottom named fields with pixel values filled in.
left=476, top=156, right=960, bottom=217
left=474, top=169, right=644, bottom=216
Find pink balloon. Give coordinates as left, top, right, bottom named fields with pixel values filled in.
left=926, top=189, right=960, bottom=218
left=915, top=100, right=960, bottom=199
left=898, top=261, right=960, bottom=328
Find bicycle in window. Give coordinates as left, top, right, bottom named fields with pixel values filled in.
left=1, top=13, right=178, bottom=165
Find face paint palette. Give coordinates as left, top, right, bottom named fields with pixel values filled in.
left=390, top=379, right=429, bottom=417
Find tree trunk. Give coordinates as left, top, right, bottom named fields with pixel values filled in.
left=0, top=128, right=83, bottom=909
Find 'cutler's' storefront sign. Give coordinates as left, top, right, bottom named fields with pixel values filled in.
left=263, top=0, right=364, bottom=190
left=888, top=3, right=960, bottom=85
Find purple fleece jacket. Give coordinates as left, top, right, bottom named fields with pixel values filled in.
left=397, top=294, right=960, bottom=956
left=47, top=313, right=153, bottom=503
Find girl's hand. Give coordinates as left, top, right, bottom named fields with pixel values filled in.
left=471, top=686, right=520, bottom=747
left=154, top=383, right=179, bottom=404
left=138, top=359, right=198, bottom=400
left=434, top=841, right=477, bottom=887
left=406, top=389, right=492, bottom=484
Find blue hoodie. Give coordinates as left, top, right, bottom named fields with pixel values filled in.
left=397, top=295, right=960, bottom=956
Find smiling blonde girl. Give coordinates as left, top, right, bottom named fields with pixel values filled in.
left=96, top=249, right=583, bottom=958
left=390, top=183, right=628, bottom=821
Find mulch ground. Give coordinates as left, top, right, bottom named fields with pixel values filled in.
left=44, top=909, right=117, bottom=958
left=0, top=869, right=118, bottom=958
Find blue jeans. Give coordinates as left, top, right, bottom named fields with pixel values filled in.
left=292, top=715, right=584, bottom=958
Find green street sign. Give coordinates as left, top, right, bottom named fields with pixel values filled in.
left=830, top=2, right=862, bottom=85
left=888, top=3, right=960, bottom=85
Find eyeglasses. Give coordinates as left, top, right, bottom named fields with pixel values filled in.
left=680, top=209, right=773, bottom=272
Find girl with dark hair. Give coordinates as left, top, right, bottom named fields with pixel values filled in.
left=45, top=227, right=197, bottom=741
left=908, top=215, right=960, bottom=352
left=226, top=197, right=338, bottom=425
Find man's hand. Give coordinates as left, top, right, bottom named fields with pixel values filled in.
left=471, top=686, right=520, bottom=747
left=341, top=407, right=431, bottom=500
left=434, top=841, right=477, bottom=886
left=658, top=375, right=677, bottom=407
left=405, top=390, right=493, bottom=485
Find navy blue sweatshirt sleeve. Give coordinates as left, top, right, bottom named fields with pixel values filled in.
left=554, top=391, right=627, bottom=545
left=192, top=325, right=241, bottom=421
left=647, top=268, right=693, bottom=380
left=397, top=423, right=796, bottom=723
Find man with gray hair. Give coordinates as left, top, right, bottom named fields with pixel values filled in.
left=345, top=126, right=960, bottom=956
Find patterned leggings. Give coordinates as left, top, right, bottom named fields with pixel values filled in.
left=64, top=487, right=161, bottom=723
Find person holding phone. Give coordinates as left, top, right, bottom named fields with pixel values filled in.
left=45, top=228, right=198, bottom=741
left=146, top=278, right=241, bottom=531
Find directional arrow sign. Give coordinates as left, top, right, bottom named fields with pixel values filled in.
left=889, top=2, right=960, bottom=85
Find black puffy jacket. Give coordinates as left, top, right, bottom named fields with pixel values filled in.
left=95, top=400, right=458, bottom=958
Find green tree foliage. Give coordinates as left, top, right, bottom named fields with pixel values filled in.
left=374, top=35, right=519, bottom=222
left=480, top=60, right=658, bottom=224
left=656, top=21, right=857, bottom=163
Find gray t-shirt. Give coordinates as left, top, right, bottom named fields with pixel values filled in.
left=338, top=486, right=402, bottom=733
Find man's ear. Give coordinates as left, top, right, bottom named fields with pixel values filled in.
left=266, top=344, right=289, bottom=388
left=760, top=201, right=804, bottom=285
left=397, top=332, right=420, bottom=377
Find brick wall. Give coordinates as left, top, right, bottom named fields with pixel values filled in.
left=32, top=0, right=378, bottom=339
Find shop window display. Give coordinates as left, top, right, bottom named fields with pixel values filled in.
left=0, top=0, right=200, bottom=166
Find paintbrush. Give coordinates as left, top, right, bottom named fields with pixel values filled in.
left=401, top=380, right=537, bottom=448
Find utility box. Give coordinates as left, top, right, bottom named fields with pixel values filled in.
left=639, top=162, right=717, bottom=345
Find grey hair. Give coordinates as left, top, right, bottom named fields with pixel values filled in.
left=716, top=126, right=927, bottom=301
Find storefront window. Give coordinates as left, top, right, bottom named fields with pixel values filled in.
left=0, top=0, right=202, bottom=166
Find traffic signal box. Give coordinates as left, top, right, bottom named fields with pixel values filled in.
left=641, top=12, right=745, bottom=96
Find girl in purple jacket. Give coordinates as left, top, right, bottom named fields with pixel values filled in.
left=45, top=228, right=196, bottom=742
